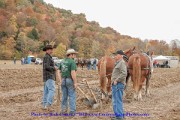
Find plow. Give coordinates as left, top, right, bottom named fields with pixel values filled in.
left=54, top=69, right=111, bottom=111
left=55, top=78, right=105, bottom=110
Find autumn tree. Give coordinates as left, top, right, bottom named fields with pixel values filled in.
left=1, top=37, right=16, bottom=59
left=91, top=41, right=104, bottom=58
left=16, top=12, right=27, bottom=27
left=37, top=21, right=56, bottom=43
left=53, top=43, right=66, bottom=58
left=5, top=15, right=18, bottom=37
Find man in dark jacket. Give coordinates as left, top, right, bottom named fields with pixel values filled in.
left=42, top=45, right=58, bottom=109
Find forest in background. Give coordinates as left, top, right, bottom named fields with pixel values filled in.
left=0, top=0, right=180, bottom=59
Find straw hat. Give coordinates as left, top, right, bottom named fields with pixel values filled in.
left=66, top=49, right=78, bottom=55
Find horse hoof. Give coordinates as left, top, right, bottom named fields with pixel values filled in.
left=138, top=98, right=142, bottom=101
left=145, top=93, right=150, bottom=97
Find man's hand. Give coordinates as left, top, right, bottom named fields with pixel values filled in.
left=74, top=83, right=77, bottom=89
left=113, top=80, right=117, bottom=85
left=54, top=66, right=58, bottom=70
left=58, top=81, right=62, bottom=86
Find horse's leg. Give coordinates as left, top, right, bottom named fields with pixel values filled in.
left=107, top=76, right=111, bottom=96
left=132, top=75, right=139, bottom=100
left=124, top=72, right=130, bottom=98
left=133, top=91, right=138, bottom=100
left=137, top=75, right=146, bottom=101
left=100, top=77, right=107, bottom=100
left=137, top=89, right=142, bottom=101
left=146, top=73, right=151, bottom=97
left=125, top=72, right=130, bottom=90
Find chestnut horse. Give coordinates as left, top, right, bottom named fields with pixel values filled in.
left=97, top=47, right=135, bottom=98
left=127, top=52, right=153, bottom=101
left=75, top=58, right=87, bottom=70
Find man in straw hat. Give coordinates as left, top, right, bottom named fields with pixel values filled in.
left=42, top=45, right=58, bottom=110
left=58, top=49, right=78, bottom=115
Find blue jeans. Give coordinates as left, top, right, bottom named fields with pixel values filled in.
left=61, top=78, right=76, bottom=112
left=87, top=64, right=91, bottom=70
left=43, top=79, right=55, bottom=106
left=93, top=64, right=96, bottom=70
left=112, top=82, right=124, bottom=119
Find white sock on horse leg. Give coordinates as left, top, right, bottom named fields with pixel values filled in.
left=146, top=88, right=150, bottom=96
left=138, top=90, right=142, bottom=101
left=102, top=93, right=105, bottom=99
left=133, top=92, right=137, bottom=100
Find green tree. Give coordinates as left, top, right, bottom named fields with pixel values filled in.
left=26, top=17, right=38, bottom=27
left=27, top=28, right=39, bottom=40
left=0, top=0, right=5, bottom=8
left=16, top=0, right=31, bottom=7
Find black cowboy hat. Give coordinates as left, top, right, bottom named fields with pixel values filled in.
left=113, top=50, right=125, bottom=56
left=43, top=45, right=53, bottom=51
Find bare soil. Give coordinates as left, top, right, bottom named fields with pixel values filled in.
left=0, top=61, right=179, bottom=120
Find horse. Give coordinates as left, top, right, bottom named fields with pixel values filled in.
left=97, top=47, right=135, bottom=99
left=77, top=58, right=87, bottom=70
left=127, top=52, right=153, bottom=101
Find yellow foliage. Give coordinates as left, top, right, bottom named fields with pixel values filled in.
left=53, top=43, right=66, bottom=58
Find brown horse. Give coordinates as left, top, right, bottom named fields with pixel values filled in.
left=75, top=58, right=87, bottom=70
left=127, top=52, right=153, bottom=101
left=97, top=47, right=135, bottom=98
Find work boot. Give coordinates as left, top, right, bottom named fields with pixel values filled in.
left=111, top=117, right=124, bottom=120
left=42, top=105, right=47, bottom=110
left=68, top=111, right=76, bottom=118
left=60, top=110, right=68, bottom=117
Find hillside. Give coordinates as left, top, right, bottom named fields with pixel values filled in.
left=0, top=0, right=178, bottom=59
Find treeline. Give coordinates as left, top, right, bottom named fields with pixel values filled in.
left=0, top=0, right=179, bottom=59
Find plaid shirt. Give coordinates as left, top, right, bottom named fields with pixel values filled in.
left=43, top=53, right=56, bottom=82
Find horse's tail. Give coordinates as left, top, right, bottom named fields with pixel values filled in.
left=99, top=56, right=107, bottom=92
left=133, top=56, right=141, bottom=92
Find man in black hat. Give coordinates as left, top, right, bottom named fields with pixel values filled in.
left=111, top=50, right=127, bottom=120
left=42, top=45, right=58, bottom=110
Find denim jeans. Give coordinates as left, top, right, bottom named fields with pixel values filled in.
left=93, top=64, right=96, bottom=70
left=87, top=64, right=91, bottom=70
left=42, top=79, right=55, bottom=107
left=61, top=78, right=76, bottom=113
left=112, top=82, right=124, bottom=119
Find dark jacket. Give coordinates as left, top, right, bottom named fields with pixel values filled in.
left=43, top=53, right=56, bottom=82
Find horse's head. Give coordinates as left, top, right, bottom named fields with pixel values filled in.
left=124, top=46, right=136, bottom=58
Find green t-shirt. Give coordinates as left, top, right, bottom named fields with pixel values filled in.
left=59, top=58, right=77, bottom=78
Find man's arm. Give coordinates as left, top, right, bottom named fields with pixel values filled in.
left=118, top=61, right=127, bottom=82
left=71, top=70, right=77, bottom=88
left=44, top=56, right=56, bottom=72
